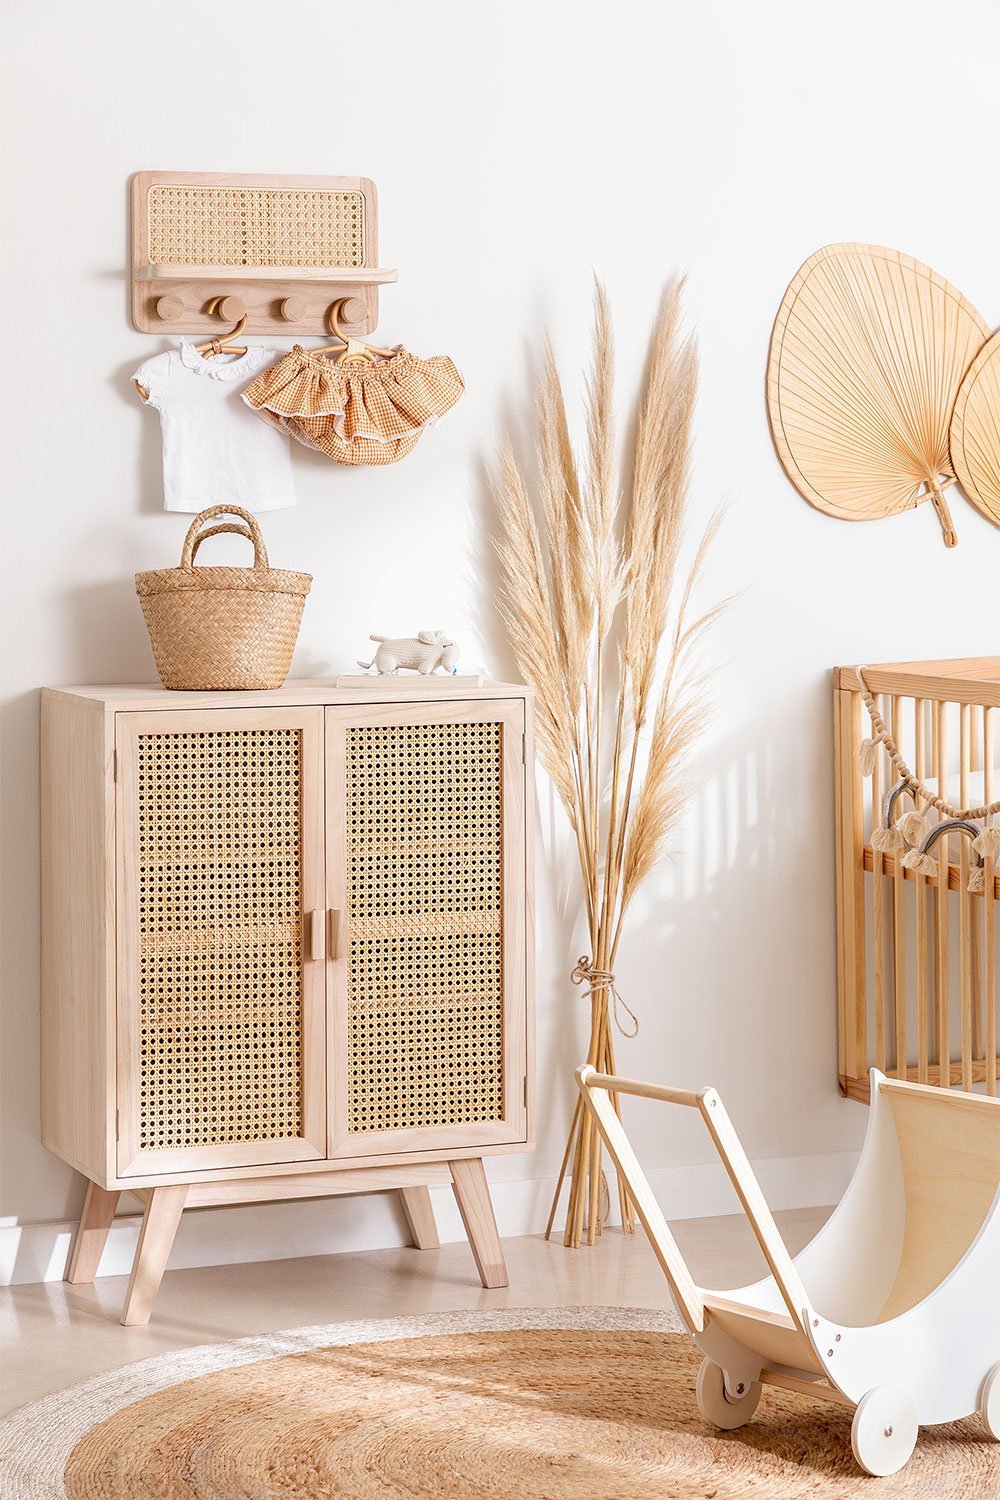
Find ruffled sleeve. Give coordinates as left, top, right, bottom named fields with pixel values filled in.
left=132, top=351, right=171, bottom=410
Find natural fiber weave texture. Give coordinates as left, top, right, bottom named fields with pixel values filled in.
left=950, top=327, right=1000, bottom=527
left=137, top=726, right=303, bottom=1150
left=242, top=345, right=464, bottom=466
left=146, top=183, right=366, bottom=268
left=767, top=243, right=990, bottom=535
left=3, top=1314, right=993, bottom=1498
left=135, top=506, right=311, bottom=690
left=345, top=720, right=504, bottom=1134
left=1, top=1308, right=995, bottom=1499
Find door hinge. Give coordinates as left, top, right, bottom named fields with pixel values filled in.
left=523, top=1074, right=528, bottom=1106
left=115, top=1108, right=120, bottom=1139
left=113, top=747, right=118, bottom=782
left=521, top=733, right=527, bottom=764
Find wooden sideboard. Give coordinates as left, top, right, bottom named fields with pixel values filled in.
left=41, top=680, right=534, bottom=1323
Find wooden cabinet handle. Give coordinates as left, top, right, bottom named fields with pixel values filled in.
left=303, top=911, right=325, bottom=962
left=327, top=908, right=345, bottom=959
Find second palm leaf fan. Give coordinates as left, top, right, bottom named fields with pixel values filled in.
left=949, top=327, right=1000, bottom=529
left=766, top=243, right=990, bottom=547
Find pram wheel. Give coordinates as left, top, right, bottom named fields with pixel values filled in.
left=980, top=1363, right=1000, bottom=1439
left=851, top=1386, right=917, bottom=1476
left=695, top=1357, right=761, bottom=1430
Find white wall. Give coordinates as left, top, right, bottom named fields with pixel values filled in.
left=3, top=0, right=998, bottom=1279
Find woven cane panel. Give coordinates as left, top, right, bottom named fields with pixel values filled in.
left=345, top=721, right=505, bottom=1135
left=137, top=729, right=304, bottom=1151
left=146, top=185, right=366, bottom=268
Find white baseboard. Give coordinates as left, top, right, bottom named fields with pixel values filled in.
left=0, top=1150, right=858, bottom=1287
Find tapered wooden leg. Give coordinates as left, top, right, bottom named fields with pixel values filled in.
left=65, top=1182, right=121, bottom=1285
left=449, top=1158, right=507, bottom=1288
left=395, top=1182, right=440, bottom=1254
left=398, top=1185, right=440, bottom=1250
left=120, top=1185, right=187, bottom=1326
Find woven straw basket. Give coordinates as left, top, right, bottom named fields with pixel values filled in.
left=136, top=505, right=312, bottom=690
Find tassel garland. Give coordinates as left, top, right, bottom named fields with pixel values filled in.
left=901, top=848, right=940, bottom=876
left=897, top=810, right=931, bottom=847
left=871, top=825, right=906, bottom=853
left=858, top=737, right=878, bottom=776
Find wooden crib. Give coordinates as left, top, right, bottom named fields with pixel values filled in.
left=835, top=658, right=1000, bottom=1102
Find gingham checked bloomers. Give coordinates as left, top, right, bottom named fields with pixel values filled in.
left=241, top=345, right=464, bottom=467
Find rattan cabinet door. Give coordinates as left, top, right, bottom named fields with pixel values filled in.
left=326, top=701, right=528, bottom=1159
left=115, top=709, right=327, bottom=1177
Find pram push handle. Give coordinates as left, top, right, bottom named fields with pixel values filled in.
left=576, top=1065, right=813, bottom=1337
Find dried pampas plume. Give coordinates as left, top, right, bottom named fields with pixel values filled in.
left=492, top=276, right=728, bottom=1248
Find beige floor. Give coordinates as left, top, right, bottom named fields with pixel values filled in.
left=0, top=1207, right=830, bottom=1419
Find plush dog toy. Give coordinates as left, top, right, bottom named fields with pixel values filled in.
left=358, top=631, right=460, bottom=675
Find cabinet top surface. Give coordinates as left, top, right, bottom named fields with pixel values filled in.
left=42, top=679, right=532, bottom=712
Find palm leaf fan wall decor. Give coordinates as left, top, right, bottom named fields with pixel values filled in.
left=949, top=328, right=1000, bottom=528
left=766, top=243, right=990, bottom=547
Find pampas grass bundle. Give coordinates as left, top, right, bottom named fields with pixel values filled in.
left=492, top=278, right=726, bottom=1247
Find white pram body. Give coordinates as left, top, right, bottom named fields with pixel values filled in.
left=578, top=1065, right=1000, bottom=1477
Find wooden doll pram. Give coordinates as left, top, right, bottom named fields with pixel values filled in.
left=577, top=1064, right=1000, bottom=1476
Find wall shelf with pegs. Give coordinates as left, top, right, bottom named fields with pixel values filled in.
left=131, top=171, right=397, bottom=338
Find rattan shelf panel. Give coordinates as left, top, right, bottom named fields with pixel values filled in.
left=147, top=182, right=367, bottom=268
left=131, top=172, right=390, bottom=335
left=347, top=993, right=504, bottom=1135
left=344, top=720, right=505, bottom=1136
left=136, top=727, right=305, bottom=1152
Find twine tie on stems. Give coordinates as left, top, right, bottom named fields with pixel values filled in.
left=570, top=956, right=639, bottom=1039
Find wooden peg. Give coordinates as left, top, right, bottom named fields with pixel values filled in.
left=337, top=296, right=367, bottom=329
left=280, top=296, right=308, bottom=323
left=209, top=294, right=246, bottom=323
left=155, top=294, right=184, bottom=321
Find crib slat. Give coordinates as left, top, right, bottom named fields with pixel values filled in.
left=891, top=695, right=906, bottom=1077
left=834, top=685, right=867, bottom=1088
left=986, top=707, right=997, bottom=1098
left=935, top=702, right=950, bottom=1088
left=960, top=704, right=974, bottom=1091
left=872, top=696, right=887, bottom=1074
left=915, top=698, right=929, bottom=1084
left=970, top=704, right=981, bottom=773
left=967, top=704, right=984, bottom=1069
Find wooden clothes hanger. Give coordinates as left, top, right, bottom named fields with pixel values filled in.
left=195, top=305, right=249, bottom=359
left=134, top=307, right=250, bottom=401
left=313, top=298, right=395, bottom=362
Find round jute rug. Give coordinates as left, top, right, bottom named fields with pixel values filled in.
left=0, top=1307, right=995, bottom=1498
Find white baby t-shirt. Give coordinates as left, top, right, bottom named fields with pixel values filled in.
left=132, top=342, right=295, bottom=512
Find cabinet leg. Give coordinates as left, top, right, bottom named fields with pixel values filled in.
left=398, top=1185, right=440, bottom=1250
left=121, top=1185, right=187, bottom=1327
left=65, top=1182, right=121, bottom=1285
left=449, top=1158, right=508, bottom=1288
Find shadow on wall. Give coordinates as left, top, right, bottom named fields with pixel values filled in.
left=61, top=577, right=159, bottom=682
left=114, top=355, right=169, bottom=517
left=533, top=691, right=844, bottom=1190
left=466, top=429, right=844, bottom=1171
left=0, top=581, right=156, bottom=1225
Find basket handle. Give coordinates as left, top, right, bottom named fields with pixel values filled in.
left=180, top=505, right=270, bottom=571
